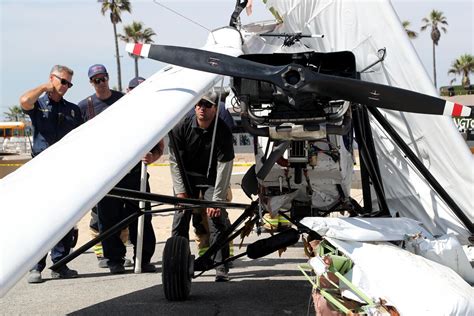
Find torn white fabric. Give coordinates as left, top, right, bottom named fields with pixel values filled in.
left=407, top=234, right=474, bottom=284
left=300, top=217, right=433, bottom=241
left=328, top=237, right=474, bottom=315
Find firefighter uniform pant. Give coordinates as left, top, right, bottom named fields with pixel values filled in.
left=33, top=229, right=74, bottom=272
left=98, top=171, right=156, bottom=266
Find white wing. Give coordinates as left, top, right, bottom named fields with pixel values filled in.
left=0, top=27, right=243, bottom=297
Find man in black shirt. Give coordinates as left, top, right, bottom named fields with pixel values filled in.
left=169, top=90, right=234, bottom=282
left=20, top=64, right=82, bottom=283
left=78, top=67, right=161, bottom=274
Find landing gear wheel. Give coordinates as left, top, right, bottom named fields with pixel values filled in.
left=162, top=236, right=193, bottom=301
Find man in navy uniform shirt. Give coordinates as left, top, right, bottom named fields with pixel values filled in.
left=19, top=64, right=83, bottom=283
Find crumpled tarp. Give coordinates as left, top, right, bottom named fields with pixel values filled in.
left=300, top=216, right=432, bottom=241
left=328, top=237, right=474, bottom=315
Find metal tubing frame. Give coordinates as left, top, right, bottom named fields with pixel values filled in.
left=194, top=201, right=258, bottom=271
left=50, top=210, right=142, bottom=271
left=353, top=105, right=390, bottom=215
left=50, top=204, right=188, bottom=271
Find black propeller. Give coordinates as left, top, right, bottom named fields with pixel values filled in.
left=300, top=73, right=472, bottom=117
left=132, top=43, right=287, bottom=83
left=126, top=43, right=473, bottom=118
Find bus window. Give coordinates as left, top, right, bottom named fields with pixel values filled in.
left=0, top=122, right=26, bottom=138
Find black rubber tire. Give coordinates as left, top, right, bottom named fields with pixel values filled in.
left=162, top=236, right=192, bottom=301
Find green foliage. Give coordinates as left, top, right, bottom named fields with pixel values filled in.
left=99, top=0, right=132, bottom=91
left=119, top=21, right=156, bottom=44
left=439, top=85, right=473, bottom=96
left=3, top=105, right=26, bottom=122
left=402, top=20, right=418, bottom=39
left=420, top=9, right=448, bottom=45
left=100, top=0, right=131, bottom=24
left=119, top=21, right=156, bottom=77
left=420, top=10, right=448, bottom=88
left=448, top=54, right=474, bottom=88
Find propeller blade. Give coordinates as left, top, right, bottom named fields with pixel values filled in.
left=301, top=73, right=473, bottom=118
left=127, top=43, right=472, bottom=118
left=126, top=43, right=284, bottom=82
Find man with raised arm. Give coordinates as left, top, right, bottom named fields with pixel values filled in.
left=19, top=64, right=82, bottom=283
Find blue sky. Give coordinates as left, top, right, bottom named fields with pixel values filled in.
left=1, top=0, right=473, bottom=117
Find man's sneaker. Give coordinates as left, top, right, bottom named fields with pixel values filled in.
left=108, top=262, right=125, bottom=274
left=98, top=258, right=109, bottom=268
left=140, top=263, right=157, bottom=273
left=27, top=270, right=43, bottom=284
left=51, top=267, right=78, bottom=279
left=215, top=267, right=230, bottom=282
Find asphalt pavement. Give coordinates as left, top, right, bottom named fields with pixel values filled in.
left=0, top=223, right=314, bottom=316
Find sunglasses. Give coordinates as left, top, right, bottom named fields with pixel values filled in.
left=91, top=77, right=108, bottom=84
left=53, top=74, right=73, bottom=88
left=196, top=100, right=214, bottom=109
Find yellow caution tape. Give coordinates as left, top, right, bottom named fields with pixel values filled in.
left=1, top=162, right=254, bottom=167
left=148, top=163, right=253, bottom=167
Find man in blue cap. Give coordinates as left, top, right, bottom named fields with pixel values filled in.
left=78, top=64, right=128, bottom=269
left=127, top=76, right=145, bottom=92
left=78, top=64, right=123, bottom=121
left=78, top=70, right=162, bottom=274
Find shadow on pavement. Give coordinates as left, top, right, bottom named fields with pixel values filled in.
left=69, top=278, right=313, bottom=316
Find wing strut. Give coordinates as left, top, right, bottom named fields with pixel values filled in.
left=369, top=107, right=474, bottom=233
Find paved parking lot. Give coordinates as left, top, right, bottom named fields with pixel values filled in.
left=0, top=166, right=315, bottom=315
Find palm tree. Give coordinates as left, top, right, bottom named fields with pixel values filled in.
left=99, top=0, right=132, bottom=92
left=402, top=20, right=418, bottom=39
left=448, top=54, right=474, bottom=88
left=119, top=21, right=156, bottom=77
left=3, top=105, right=26, bottom=122
left=421, top=10, right=448, bottom=88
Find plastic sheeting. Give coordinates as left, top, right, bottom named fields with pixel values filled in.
left=249, top=0, right=473, bottom=244
left=300, top=217, right=433, bottom=241
left=407, top=233, right=474, bottom=283
left=327, top=237, right=474, bottom=315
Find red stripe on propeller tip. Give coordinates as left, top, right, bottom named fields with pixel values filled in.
left=133, top=43, right=143, bottom=56
left=452, top=103, right=463, bottom=116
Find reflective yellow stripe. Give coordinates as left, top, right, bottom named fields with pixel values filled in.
left=263, top=214, right=279, bottom=225
left=278, top=215, right=291, bottom=223
left=147, top=163, right=253, bottom=167
left=93, top=243, right=103, bottom=257
left=198, top=247, right=209, bottom=257
left=198, top=242, right=234, bottom=257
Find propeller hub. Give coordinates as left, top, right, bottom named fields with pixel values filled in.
left=281, top=66, right=305, bottom=89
